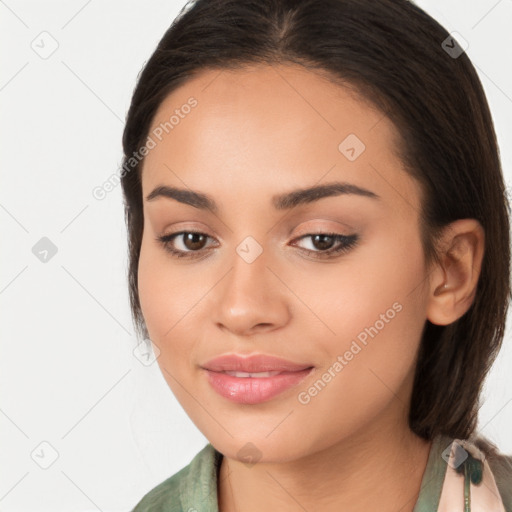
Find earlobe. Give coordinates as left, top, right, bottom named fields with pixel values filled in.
left=426, top=219, right=485, bottom=326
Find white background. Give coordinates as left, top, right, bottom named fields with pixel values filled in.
left=1, top=0, right=511, bottom=510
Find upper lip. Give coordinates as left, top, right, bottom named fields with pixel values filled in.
left=201, top=353, right=313, bottom=373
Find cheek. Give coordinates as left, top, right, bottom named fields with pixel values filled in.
left=137, top=235, right=189, bottom=348
left=301, top=226, right=426, bottom=341
left=137, top=234, right=200, bottom=340
left=137, top=240, right=166, bottom=338
left=292, top=249, right=427, bottom=451
left=137, top=235, right=215, bottom=393
left=137, top=241, right=196, bottom=397
left=306, top=229, right=427, bottom=397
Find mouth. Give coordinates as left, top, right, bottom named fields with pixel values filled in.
left=201, top=353, right=313, bottom=373
left=222, top=370, right=286, bottom=377
left=201, top=353, right=314, bottom=404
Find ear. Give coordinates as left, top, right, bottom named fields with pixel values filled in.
left=426, top=219, right=485, bottom=326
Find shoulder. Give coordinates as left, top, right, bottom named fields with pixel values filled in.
left=471, top=434, right=512, bottom=509
left=131, top=443, right=221, bottom=512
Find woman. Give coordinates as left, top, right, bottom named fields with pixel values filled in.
left=122, top=0, right=512, bottom=510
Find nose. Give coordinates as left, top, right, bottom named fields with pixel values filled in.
left=212, top=246, right=291, bottom=336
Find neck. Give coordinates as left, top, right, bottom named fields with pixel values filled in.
left=217, top=410, right=432, bottom=512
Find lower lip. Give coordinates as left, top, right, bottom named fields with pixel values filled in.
left=203, top=368, right=314, bottom=404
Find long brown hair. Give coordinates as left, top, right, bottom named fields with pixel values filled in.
left=120, top=0, right=511, bottom=441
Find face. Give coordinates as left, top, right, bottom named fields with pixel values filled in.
left=138, top=63, right=431, bottom=462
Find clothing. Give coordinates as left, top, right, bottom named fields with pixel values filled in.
left=131, top=433, right=512, bottom=511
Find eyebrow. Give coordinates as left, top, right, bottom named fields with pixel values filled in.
left=145, top=181, right=380, bottom=212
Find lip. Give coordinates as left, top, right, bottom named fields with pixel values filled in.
left=201, top=353, right=313, bottom=372
left=201, top=353, right=314, bottom=404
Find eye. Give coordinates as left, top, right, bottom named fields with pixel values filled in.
left=156, top=230, right=359, bottom=260
left=290, top=232, right=359, bottom=259
left=156, top=231, right=217, bottom=259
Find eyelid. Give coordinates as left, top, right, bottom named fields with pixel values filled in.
left=290, top=220, right=356, bottom=238
left=160, top=222, right=220, bottom=240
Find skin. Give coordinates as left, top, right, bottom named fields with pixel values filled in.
left=137, top=63, right=485, bottom=512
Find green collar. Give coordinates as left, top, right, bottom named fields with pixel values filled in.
left=179, top=434, right=450, bottom=512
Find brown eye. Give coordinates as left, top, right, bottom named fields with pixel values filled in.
left=181, top=232, right=208, bottom=251
left=291, top=232, right=359, bottom=259
left=310, top=234, right=336, bottom=251
left=156, top=230, right=359, bottom=261
left=156, top=231, right=216, bottom=259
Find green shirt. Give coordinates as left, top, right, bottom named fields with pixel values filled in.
left=131, top=434, right=512, bottom=511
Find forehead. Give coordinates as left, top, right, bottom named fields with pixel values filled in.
left=146, top=62, right=395, bottom=153
left=141, top=63, right=419, bottom=218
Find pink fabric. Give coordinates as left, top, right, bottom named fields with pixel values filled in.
left=438, top=439, right=506, bottom=512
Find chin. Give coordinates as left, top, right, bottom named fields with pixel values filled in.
left=206, top=430, right=311, bottom=465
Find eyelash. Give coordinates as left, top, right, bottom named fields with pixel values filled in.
left=155, top=230, right=359, bottom=260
